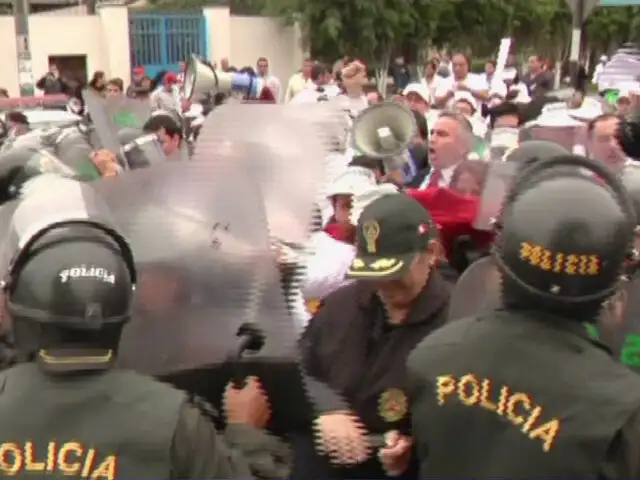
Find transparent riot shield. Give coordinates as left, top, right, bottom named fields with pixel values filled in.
left=82, top=89, right=123, bottom=155
left=121, top=133, right=169, bottom=170
left=0, top=147, right=80, bottom=205
left=473, top=161, right=518, bottom=231
left=83, top=90, right=163, bottom=167
left=447, top=256, right=633, bottom=363
left=0, top=176, right=117, bottom=282
left=200, top=103, right=339, bottom=244
left=447, top=256, right=501, bottom=321
left=519, top=123, right=587, bottom=154
left=486, top=127, right=520, bottom=162
left=41, top=125, right=103, bottom=180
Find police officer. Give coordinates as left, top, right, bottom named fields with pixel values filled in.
left=407, top=153, right=640, bottom=477
left=0, top=221, right=282, bottom=479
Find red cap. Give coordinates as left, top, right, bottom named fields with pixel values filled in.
left=133, top=66, right=145, bottom=75
left=164, top=72, right=178, bottom=84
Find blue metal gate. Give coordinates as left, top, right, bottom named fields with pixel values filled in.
left=129, top=12, right=207, bottom=79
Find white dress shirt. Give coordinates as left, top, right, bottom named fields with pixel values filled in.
left=418, top=162, right=459, bottom=189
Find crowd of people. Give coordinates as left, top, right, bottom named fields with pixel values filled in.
left=0, top=44, right=640, bottom=480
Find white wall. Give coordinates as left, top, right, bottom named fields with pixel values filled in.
left=0, top=5, right=304, bottom=97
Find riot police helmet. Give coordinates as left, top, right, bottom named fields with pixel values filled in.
left=495, top=154, right=636, bottom=314
left=4, top=221, right=136, bottom=372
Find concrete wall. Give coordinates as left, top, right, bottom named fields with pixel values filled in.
left=0, top=5, right=303, bottom=97
left=203, top=7, right=304, bottom=89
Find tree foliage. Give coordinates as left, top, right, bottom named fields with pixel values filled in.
left=146, top=0, right=640, bottom=66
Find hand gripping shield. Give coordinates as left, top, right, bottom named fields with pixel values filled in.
left=0, top=147, right=80, bottom=204
left=178, top=103, right=334, bottom=429
left=83, top=89, right=166, bottom=168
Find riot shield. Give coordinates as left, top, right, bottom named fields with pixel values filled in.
left=486, top=127, right=519, bottom=162
left=447, top=256, right=633, bottom=364
left=83, top=90, right=159, bottom=166
left=200, top=103, right=339, bottom=244
left=82, top=89, right=123, bottom=155
left=473, top=161, right=517, bottom=231
left=41, top=125, right=103, bottom=180
left=447, top=256, right=501, bottom=321
left=520, top=121, right=587, bottom=154
left=98, top=141, right=309, bottom=428
left=0, top=147, right=79, bottom=204
left=0, top=176, right=118, bottom=285
left=121, top=133, right=168, bottom=170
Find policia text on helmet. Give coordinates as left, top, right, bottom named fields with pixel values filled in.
left=1, top=220, right=136, bottom=370
left=494, top=154, right=638, bottom=320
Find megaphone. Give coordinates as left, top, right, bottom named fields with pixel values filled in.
left=183, top=54, right=264, bottom=101
left=351, top=102, right=417, bottom=158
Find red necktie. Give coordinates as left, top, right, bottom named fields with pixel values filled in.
left=427, top=169, right=442, bottom=188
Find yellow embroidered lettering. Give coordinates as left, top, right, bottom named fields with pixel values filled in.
left=528, top=419, right=561, bottom=452
left=24, top=441, right=45, bottom=471
left=58, top=442, right=83, bottom=475
left=518, top=242, right=601, bottom=277
left=46, top=442, right=56, bottom=472
left=479, top=378, right=498, bottom=411
left=0, top=442, right=117, bottom=478
left=90, top=455, right=117, bottom=480
left=0, top=443, right=23, bottom=475
left=436, top=375, right=456, bottom=405
left=434, top=375, right=561, bottom=452
left=457, top=374, right=480, bottom=406
left=506, top=392, right=531, bottom=426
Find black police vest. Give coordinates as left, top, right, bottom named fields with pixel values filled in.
left=408, top=310, right=640, bottom=477
left=0, top=363, right=185, bottom=479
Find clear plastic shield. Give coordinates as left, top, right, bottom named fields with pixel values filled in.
left=201, top=103, right=339, bottom=244
left=0, top=177, right=116, bottom=279
left=447, top=257, right=634, bottom=362
left=82, top=159, right=294, bottom=376
left=121, top=133, right=168, bottom=170
left=0, top=147, right=79, bottom=203
left=447, top=257, right=501, bottom=321
left=487, top=127, right=520, bottom=162
left=598, top=51, right=640, bottom=90
left=519, top=124, right=587, bottom=154
left=82, top=89, right=122, bottom=155
left=473, top=161, right=518, bottom=231
left=42, top=126, right=103, bottom=180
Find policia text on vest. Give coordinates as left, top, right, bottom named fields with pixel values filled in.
left=0, top=441, right=116, bottom=479
left=437, top=374, right=560, bottom=452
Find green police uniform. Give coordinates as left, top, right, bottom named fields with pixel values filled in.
left=0, top=361, right=185, bottom=479
left=407, top=310, right=640, bottom=477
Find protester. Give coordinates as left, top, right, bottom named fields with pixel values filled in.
left=417, top=113, right=473, bottom=189
left=256, top=56, right=282, bottom=103
left=433, top=53, right=489, bottom=109
left=285, top=58, right=314, bottom=103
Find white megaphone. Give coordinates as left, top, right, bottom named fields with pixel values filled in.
left=351, top=102, right=417, bottom=158
left=183, top=54, right=264, bottom=101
